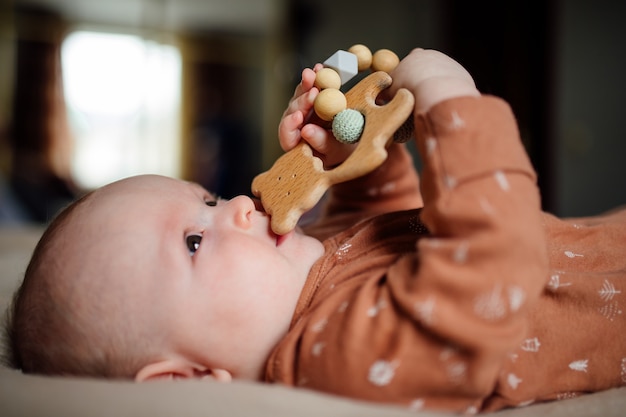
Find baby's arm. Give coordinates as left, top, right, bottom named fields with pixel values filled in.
left=386, top=47, right=548, bottom=353
left=388, top=52, right=548, bottom=405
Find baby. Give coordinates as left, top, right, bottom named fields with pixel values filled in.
left=4, top=48, right=626, bottom=413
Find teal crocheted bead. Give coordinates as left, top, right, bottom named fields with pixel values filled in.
left=332, top=108, right=365, bottom=144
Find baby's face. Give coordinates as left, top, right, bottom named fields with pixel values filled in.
left=65, top=175, right=324, bottom=380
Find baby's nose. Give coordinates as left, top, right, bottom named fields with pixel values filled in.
left=226, top=195, right=256, bottom=228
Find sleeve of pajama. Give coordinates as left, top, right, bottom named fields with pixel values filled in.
left=402, top=95, right=549, bottom=338
left=391, top=95, right=549, bottom=375
left=303, top=143, right=423, bottom=241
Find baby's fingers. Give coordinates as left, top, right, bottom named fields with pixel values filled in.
left=282, top=88, right=318, bottom=120
left=278, top=111, right=305, bottom=151
left=291, top=67, right=319, bottom=101
left=301, top=124, right=354, bottom=167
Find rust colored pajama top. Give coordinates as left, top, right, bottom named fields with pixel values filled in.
left=264, top=96, right=626, bottom=413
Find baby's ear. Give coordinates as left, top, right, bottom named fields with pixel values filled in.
left=135, top=359, right=232, bottom=382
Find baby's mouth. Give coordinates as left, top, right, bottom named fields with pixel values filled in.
left=253, top=197, right=283, bottom=246
left=275, top=231, right=291, bottom=247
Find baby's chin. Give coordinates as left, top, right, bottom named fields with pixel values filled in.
left=276, top=228, right=310, bottom=248
left=290, top=229, right=324, bottom=261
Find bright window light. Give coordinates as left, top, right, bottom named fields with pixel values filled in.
left=62, top=30, right=182, bottom=189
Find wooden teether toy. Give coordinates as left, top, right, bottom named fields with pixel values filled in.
left=252, top=45, right=414, bottom=235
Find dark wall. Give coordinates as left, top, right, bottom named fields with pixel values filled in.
left=441, top=1, right=558, bottom=212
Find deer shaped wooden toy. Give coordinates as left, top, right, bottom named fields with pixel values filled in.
left=252, top=46, right=414, bottom=235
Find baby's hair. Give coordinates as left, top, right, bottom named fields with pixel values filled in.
left=2, top=191, right=151, bottom=379
left=3, top=193, right=90, bottom=373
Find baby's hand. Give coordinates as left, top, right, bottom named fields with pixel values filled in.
left=387, top=48, right=480, bottom=114
left=278, top=66, right=320, bottom=151
left=278, top=66, right=356, bottom=168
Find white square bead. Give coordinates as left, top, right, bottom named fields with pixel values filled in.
left=323, top=50, right=358, bottom=85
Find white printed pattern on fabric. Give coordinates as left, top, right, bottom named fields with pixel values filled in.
left=595, top=279, right=623, bottom=320
left=478, top=197, right=496, bottom=216
left=564, top=250, right=584, bottom=258
left=597, top=279, right=623, bottom=320
left=426, top=238, right=442, bottom=249
left=367, top=299, right=388, bottom=318
left=445, top=175, right=458, bottom=189
left=368, top=359, right=399, bottom=386
left=598, top=302, right=623, bottom=321
left=465, top=405, right=479, bottom=415
left=599, top=280, right=621, bottom=302
left=425, top=137, right=437, bottom=157
left=453, top=241, right=469, bottom=263
left=409, top=398, right=425, bottom=411
left=440, top=346, right=459, bottom=361
left=473, top=285, right=525, bottom=320
left=311, top=318, right=328, bottom=333
left=507, top=373, right=523, bottom=390
left=366, top=182, right=396, bottom=197
left=517, top=399, right=536, bottom=408
left=508, top=286, right=526, bottom=312
left=474, top=285, right=507, bottom=321
left=449, top=110, right=466, bottom=130
left=569, top=359, right=589, bottom=373
left=438, top=345, right=467, bottom=384
left=547, top=273, right=572, bottom=292
left=311, top=342, right=326, bottom=357
left=494, top=171, right=510, bottom=192
left=520, top=337, right=541, bottom=353
left=414, top=297, right=436, bottom=326
left=334, top=242, right=352, bottom=261
left=557, top=392, right=580, bottom=400
left=446, top=361, right=467, bottom=384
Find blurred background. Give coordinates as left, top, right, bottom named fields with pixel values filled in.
left=0, top=0, right=625, bottom=225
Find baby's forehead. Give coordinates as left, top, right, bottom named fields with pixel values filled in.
left=103, top=174, right=186, bottom=193
left=59, top=187, right=164, bottom=273
left=103, top=175, right=212, bottom=198
left=64, top=177, right=166, bottom=236
left=67, top=175, right=214, bottom=247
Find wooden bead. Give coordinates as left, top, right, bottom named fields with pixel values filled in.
left=371, top=49, right=400, bottom=73
left=314, top=88, right=347, bottom=121
left=348, top=44, right=372, bottom=71
left=314, top=68, right=342, bottom=90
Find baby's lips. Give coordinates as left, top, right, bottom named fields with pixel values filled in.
left=275, top=230, right=292, bottom=247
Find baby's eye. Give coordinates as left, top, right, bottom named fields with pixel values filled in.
left=205, top=200, right=217, bottom=207
left=186, top=234, right=202, bottom=256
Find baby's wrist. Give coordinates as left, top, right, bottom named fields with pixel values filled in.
left=415, top=76, right=480, bottom=114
